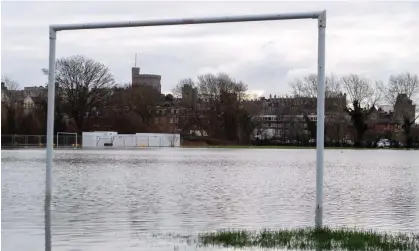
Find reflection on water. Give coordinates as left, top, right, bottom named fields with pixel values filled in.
left=1, top=149, right=419, bottom=251
left=44, top=195, right=51, bottom=251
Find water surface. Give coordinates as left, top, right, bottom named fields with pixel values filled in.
left=2, top=149, right=419, bottom=251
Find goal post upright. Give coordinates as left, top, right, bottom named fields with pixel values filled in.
left=46, top=10, right=327, bottom=228
left=315, top=10, right=326, bottom=229
left=46, top=26, right=56, bottom=202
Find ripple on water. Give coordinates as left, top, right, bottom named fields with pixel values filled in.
left=1, top=148, right=419, bottom=251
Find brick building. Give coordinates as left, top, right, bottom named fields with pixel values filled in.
left=248, top=93, right=349, bottom=141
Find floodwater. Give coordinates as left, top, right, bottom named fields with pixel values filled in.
left=1, top=148, right=419, bottom=251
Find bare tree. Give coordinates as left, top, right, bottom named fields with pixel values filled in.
left=342, top=74, right=380, bottom=147
left=172, top=78, right=198, bottom=110
left=1, top=76, right=21, bottom=104
left=342, top=74, right=380, bottom=108
left=289, top=74, right=342, bottom=98
left=115, top=84, right=162, bottom=133
left=96, top=85, right=136, bottom=133
left=1, top=76, right=23, bottom=134
left=198, top=73, right=247, bottom=101
left=42, top=55, right=115, bottom=133
left=198, top=73, right=248, bottom=141
left=1, top=76, right=20, bottom=90
left=238, top=100, right=262, bottom=144
left=172, top=78, right=195, bottom=98
left=171, top=79, right=200, bottom=136
left=378, top=72, right=419, bottom=106
left=289, top=75, right=346, bottom=144
left=396, top=96, right=419, bottom=148
left=170, top=81, right=206, bottom=136
left=376, top=72, right=419, bottom=148
left=175, top=73, right=249, bottom=142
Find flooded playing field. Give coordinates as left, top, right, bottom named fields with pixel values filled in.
left=2, top=148, right=418, bottom=251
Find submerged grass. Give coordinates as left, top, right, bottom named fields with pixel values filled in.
left=198, top=227, right=419, bottom=250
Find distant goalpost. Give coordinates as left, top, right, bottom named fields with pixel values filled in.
left=45, top=11, right=327, bottom=229
left=56, top=132, right=78, bottom=148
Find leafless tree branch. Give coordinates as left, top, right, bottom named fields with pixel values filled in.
left=341, top=74, right=380, bottom=109
left=377, top=72, right=419, bottom=106
left=42, top=55, right=115, bottom=133
left=289, top=73, right=342, bottom=98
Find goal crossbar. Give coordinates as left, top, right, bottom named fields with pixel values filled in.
left=45, top=11, right=327, bottom=228
left=50, top=12, right=322, bottom=31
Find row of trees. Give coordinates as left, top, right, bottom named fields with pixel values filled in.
left=288, top=72, right=419, bottom=147
left=2, top=55, right=419, bottom=147
left=172, top=73, right=256, bottom=144
left=174, top=72, right=418, bottom=147
left=1, top=56, right=255, bottom=143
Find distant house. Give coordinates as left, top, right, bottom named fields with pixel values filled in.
left=366, top=94, right=416, bottom=140
left=23, top=96, right=45, bottom=114
left=367, top=106, right=400, bottom=135
left=246, top=94, right=349, bottom=141
left=23, top=86, right=47, bottom=98
left=1, top=83, right=46, bottom=115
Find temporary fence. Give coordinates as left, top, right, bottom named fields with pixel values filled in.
left=1, top=134, right=79, bottom=149
left=82, top=132, right=181, bottom=148
left=1, top=132, right=181, bottom=149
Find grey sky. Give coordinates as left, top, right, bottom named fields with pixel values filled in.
left=1, top=1, right=419, bottom=96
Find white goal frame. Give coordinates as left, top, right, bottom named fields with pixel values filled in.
left=45, top=11, right=327, bottom=228
left=56, top=132, right=78, bottom=148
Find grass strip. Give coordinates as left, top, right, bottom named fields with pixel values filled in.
left=198, top=227, right=419, bottom=250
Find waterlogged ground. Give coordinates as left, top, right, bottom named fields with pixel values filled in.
left=1, top=148, right=419, bottom=251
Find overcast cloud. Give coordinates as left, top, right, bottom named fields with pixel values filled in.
left=1, top=1, right=419, bottom=96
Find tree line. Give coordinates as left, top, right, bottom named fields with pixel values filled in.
left=1, top=55, right=418, bottom=148
left=288, top=72, right=419, bottom=147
